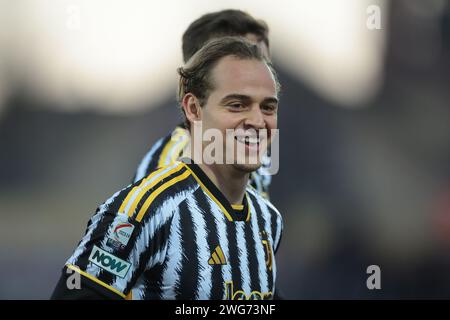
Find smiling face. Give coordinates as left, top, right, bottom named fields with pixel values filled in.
left=196, top=55, right=278, bottom=173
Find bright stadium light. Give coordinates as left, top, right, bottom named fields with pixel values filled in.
left=1, top=0, right=387, bottom=113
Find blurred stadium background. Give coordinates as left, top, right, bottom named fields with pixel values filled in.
left=0, top=0, right=449, bottom=299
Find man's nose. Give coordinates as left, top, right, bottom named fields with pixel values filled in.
left=244, top=106, right=265, bottom=129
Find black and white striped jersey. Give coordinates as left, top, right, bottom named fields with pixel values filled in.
left=63, top=160, right=283, bottom=300
left=133, top=125, right=272, bottom=199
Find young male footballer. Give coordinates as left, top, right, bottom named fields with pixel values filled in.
left=51, top=37, right=283, bottom=300
left=133, top=9, right=273, bottom=199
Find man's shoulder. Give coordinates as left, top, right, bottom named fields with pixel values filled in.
left=120, top=161, right=198, bottom=223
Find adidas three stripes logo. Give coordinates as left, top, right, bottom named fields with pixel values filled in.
left=208, top=245, right=227, bottom=265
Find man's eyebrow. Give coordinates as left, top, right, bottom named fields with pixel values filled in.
left=220, top=94, right=279, bottom=104
left=261, top=97, right=279, bottom=104
left=220, top=94, right=252, bottom=104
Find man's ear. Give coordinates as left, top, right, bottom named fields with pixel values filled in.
left=181, top=93, right=202, bottom=125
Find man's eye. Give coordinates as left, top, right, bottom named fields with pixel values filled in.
left=229, top=103, right=244, bottom=109
left=262, top=105, right=277, bottom=113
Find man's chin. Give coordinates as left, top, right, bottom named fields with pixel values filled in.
left=232, top=162, right=262, bottom=173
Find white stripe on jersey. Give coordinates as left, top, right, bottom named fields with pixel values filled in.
left=247, top=197, right=269, bottom=294
left=274, top=214, right=282, bottom=252
left=123, top=162, right=180, bottom=216
left=134, top=138, right=164, bottom=182
left=113, top=190, right=192, bottom=293
left=236, top=222, right=251, bottom=295
left=206, top=196, right=232, bottom=299
left=187, top=196, right=212, bottom=300
left=67, top=187, right=127, bottom=267
left=160, top=206, right=183, bottom=299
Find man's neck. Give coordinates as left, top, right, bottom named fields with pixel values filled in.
left=197, top=163, right=249, bottom=205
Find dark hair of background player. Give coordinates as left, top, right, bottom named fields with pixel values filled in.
left=182, top=9, right=269, bottom=62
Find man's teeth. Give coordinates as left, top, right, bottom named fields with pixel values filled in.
left=236, top=136, right=259, bottom=144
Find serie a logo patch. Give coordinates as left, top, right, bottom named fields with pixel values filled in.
left=88, top=245, right=131, bottom=278
left=106, top=215, right=135, bottom=250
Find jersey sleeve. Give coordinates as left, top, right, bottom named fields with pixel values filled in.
left=60, top=183, right=175, bottom=299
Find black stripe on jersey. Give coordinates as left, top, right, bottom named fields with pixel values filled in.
left=176, top=199, right=199, bottom=299
left=241, top=196, right=250, bottom=221
left=193, top=187, right=224, bottom=299
left=142, top=264, right=165, bottom=300
left=227, top=221, right=243, bottom=297
left=185, top=162, right=247, bottom=222
left=130, top=166, right=189, bottom=221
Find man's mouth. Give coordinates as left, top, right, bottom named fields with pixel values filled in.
left=235, top=136, right=260, bottom=145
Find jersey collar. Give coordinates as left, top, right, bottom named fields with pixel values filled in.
left=182, top=160, right=250, bottom=222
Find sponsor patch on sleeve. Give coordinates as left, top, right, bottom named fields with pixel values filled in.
left=88, top=245, right=131, bottom=278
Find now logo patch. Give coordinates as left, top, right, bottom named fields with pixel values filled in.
left=88, top=245, right=131, bottom=278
